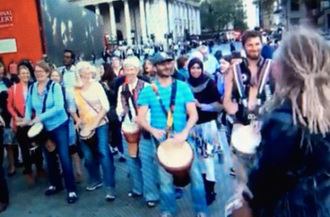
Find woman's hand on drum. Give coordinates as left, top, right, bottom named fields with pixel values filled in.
left=150, top=128, right=166, bottom=140
left=16, top=118, right=30, bottom=127
left=75, top=118, right=84, bottom=130
left=31, top=117, right=41, bottom=125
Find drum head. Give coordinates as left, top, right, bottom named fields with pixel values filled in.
left=80, top=128, right=92, bottom=137
left=157, top=139, right=193, bottom=169
left=27, top=123, right=44, bottom=138
left=122, top=122, right=139, bottom=133
left=231, top=124, right=261, bottom=154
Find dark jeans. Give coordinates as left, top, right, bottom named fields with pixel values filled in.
left=0, top=127, right=3, bottom=166
left=0, top=127, right=8, bottom=204
left=109, top=120, right=123, bottom=154
left=80, top=124, right=115, bottom=189
left=16, top=126, right=43, bottom=174
left=0, top=166, right=8, bottom=204
left=44, top=121, right=76, bottom=192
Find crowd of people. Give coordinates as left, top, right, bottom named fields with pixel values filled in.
left=0, top=26, right=329, bottom=217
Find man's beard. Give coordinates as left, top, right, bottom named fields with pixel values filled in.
left=246, top=52, right=260, bottom=61
left=156, top=72, right=171, bottom=78
left=156, top=71, right=172, bottom=78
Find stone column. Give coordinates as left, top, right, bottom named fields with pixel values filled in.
left=145, top=0, right=150, bottom=37
left=197, top=8, right=201, bottom=35
left=124, top=0, right=132, bottom=45
left=109, top=2, right=117, bottom=41
left=193, top=7, right=198, bottom=35
left=94, top=4, right=102, bottom=22
left=139, top=0, right=147, bottom=44
left=179, top=3, right=184, bottom=38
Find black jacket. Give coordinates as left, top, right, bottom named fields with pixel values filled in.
left=247, top=101, right=330, bottom=217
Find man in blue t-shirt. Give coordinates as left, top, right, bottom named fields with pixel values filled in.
left=137, top=52, right=208, bottom=217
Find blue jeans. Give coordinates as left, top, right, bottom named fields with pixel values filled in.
left=45, top=121, right=76, bottom=192
left=80, top=124, right=115, bottom=190
left=155, top=137, right=209, bottom=215
left=123, top=135, right=159, bottom=202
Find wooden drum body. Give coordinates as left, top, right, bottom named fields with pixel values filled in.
left=122, top=122, right=141, bottom=158
left=27, top=123, right=47, bottom=144
left=157, top=138, right=194, bottom=187
left=80, top=128, right=97, bottom=147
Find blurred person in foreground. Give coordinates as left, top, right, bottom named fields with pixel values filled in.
left=229, top=26, right=330, bottom=217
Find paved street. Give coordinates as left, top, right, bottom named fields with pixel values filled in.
left=2, top=130, right=235, bottom=217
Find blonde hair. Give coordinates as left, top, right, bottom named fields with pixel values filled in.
left=74, top=61, right=93, bottom=88
left=50, top=69, right=62, bottom=82
left=266, top=26, right=330, bottom=135
left=123, top=56, right=141, bottom=70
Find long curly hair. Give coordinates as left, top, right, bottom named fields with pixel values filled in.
left=265, top=26, right=330, bottom=136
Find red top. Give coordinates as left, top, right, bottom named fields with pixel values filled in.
left=7, top=82, right=27, bottom=132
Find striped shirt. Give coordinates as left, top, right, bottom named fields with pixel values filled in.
left=58, top=65, right=77, bottom=112
left=25, top=81, right=68, bottom=131
left=137, top=80, right=194, bottom=133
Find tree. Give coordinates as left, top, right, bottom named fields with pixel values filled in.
left=200, top=0, right=248, bottom=31
left=256, top=0, right=323, bottom=25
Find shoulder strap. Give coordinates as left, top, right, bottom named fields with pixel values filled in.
left=42, top=80, right=53, bottom=113
left=151, top=80, right=177, bottom=135
left=61, top=68, right=66, bottom=76
left=29, top=83, right=34, bottom=96
left=123, top=83, right=133, bottom=121
left=232, top=63, right=247, bottom=107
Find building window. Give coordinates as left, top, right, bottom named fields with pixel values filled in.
left=290, top=0, right=300, bottom=11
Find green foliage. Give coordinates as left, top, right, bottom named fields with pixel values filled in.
left=200, top=0, right=248, bottom=31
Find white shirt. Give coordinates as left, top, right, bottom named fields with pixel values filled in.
left=75, top=81, right=110, bottom=126
left=116, top=79, right=150, bottom=124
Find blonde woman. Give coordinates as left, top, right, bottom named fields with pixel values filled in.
left=71, top=61, right=116, bottom=201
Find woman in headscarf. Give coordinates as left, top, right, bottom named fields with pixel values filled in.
left=230, top=26, right=330, bottom=217
left=187, top=58, right=223, bottom=206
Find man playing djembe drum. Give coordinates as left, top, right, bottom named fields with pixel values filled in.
left=137, top=52, right=208, bottom=217
left=223, top=30, right=275, bottom=181
left=116, top=56, right=159, bottom=208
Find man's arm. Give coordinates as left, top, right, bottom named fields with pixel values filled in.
left=223, top=67, right=238, bottom=115
left=182, top=102, right=198, bottom=134
left=137, top=106, right=153, bottom=133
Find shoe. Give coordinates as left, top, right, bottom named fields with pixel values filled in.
left=25, top=173, right=35, bottom=185
left=0, top=202, right=8, bottom=213
left=196, top=212, right=207, bottom=217
left=105, top=188, right=116, bottom=201
left=7, top=170, right=16, bottom=177
left=127, top=191, right=142, bottom=198
left=160, top=212, right=173, bottom=217
left=67, top=192, right=78, bottom=204
left=230, top=168, right=236, bottom=177
left=119, top=156, right=126, bottom=162
left=110, top=147, right=118, bottom=155
left=45, top=185, right=64, bottom=196
left=86, top=182, right=103, bottom=191
left=147, top=201, right=157, bottom=208
left=175, top=188, right=183, bottom=199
